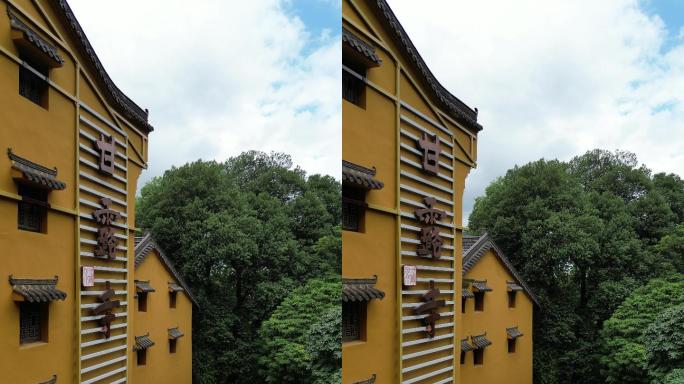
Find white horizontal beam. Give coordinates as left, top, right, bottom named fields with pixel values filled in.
left=81, top=345, right=127, bottom=361
left=81, top=333, right=127, bottom=348
left=402, top=355, right=453, bottom=374
left=402, top=344, right=454, bottom=361
left=402, top=333, right=453, bottom=348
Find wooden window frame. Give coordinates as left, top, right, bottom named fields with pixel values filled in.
left=169, top=291, right=177, bottom=309
left=508, top=291, right=517, bottom=308
left=342, top=301, right=367, bottom=342
left=19, top=302, right=48, bottom=344
left=474, top=291, right=485, bottom=312
left=473, top=348, right=484, bottom=365
left=342, top=62, right=366, bottom=108
left=508, top=338, right=517, bottom=353
left=18, top=56, right=49, bottom=109
left=17, top=185, right=48, bottom=233
left=342, top=185, right=367, bottom=233
left=138, top=292, right=148, bottom=312
left=169, top=339, right=177, bottom=354
left=136, top=349, right=147, bottom=366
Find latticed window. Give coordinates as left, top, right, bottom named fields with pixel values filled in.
left=18, top=56, right=48, bottom=107
left=342, top=59, right=365, bottom=107
left=19, top=302, right=44, bottom=344
left=343, top=301, right=364, bottom=342
left=342, top=186, right=366, bottom=232
left=17, top=185, right=47, bottom=233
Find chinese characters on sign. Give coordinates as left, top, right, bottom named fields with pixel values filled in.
left=82, top=266, right=95, bottom=287
left=413, top=280, right=445, bottom=338
left=91, top=281, right=120, bottom=338
left=403, top=265, right=417, bottom=286
left=414, top=197, right=446, bottom=259
left=417, top=132, right=441, bottom=175
left=92, top=198, right=121, bottom=260
left=95, top=133, right=116, bottom=175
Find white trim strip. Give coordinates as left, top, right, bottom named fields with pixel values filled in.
left=81, top=291, right=127, bottom=296
left=80, top=171, right=127, bottom=196
left=402, top=333, right=453, bottom=347
left=402, top=301, right=454, bottom=309
left=401, top=250, right=454, bottom=261
left=80, top=157, right=127, bottom=182
left=80, top=238, right=127, bottom=251
left=79, top=144, right=127, bottom=172
left=81, top=366, right=127, bottom=384
left=403, top=311, right=454, bottom=322
left=415, top=265, right=454, bottom=272
left=400, top=101, right=452, bottom=136
left=82, top=323, right=127, bottom=335
left=401, top=237, right=454, bottom=251
left=402, top=290, right=454, bottom=296
left=93, top=279, right=127, bottom=284
left=403, top=322, right=454, bottom=335
left=400, top=117, right=453, bottom=148
left=433, top=377, right=453, bottom=384
left=81, top=312, right=127, bottom=322
left=403, top=344, right=454, bottom=361
left=80, top=251, right=127, bottom=262
left=80, top=225, right=127, bottom=239
left=79, top=102, right=128, bottom=138
left=401, top=223, right=454, bottom=237
left=81, top=333, right=127, bottom=348
left=402, top=355, right=453, bottom=374
left=402, top=366, right=453, bottom=384
left=81, top=355, right=127, bottom=375
left=401, top=171, right=453, bottom=194
left=79, top=185, right=127, bottom=207
left=109, top=378, right=126, bottom=384
left=400, top=184, right=453, bottom=206
left=80, top=116, right=127, bottom=148
left=92, top=266, right=128, bottom=273
left=81, top=302, right=127, bottom=309
left=81, top=345, right=127, bottom=361
left=416, top=277, right=454, bottom=283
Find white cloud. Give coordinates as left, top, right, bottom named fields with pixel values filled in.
left=68, top=0, right=341, bottom=190
left=386, top=0, right=684, bottom=223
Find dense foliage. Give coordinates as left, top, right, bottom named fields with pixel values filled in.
left=136, top=151, right=340, bottom=384
left=469, top=149, right=684, bottom=383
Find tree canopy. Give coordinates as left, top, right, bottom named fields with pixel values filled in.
left=469, top=149, right=684, bottom=384
left=136, top=151, right=340, bottom=384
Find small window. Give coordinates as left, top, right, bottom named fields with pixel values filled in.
left=17, top=185, right=48, bottom=233
left=508, top=338, right=517, bottom=353
left=19, top=302, right=48, bottom=344
left=342, top=185, right=366, bottom=232
left=342, top=60, right=365, bottom=107
left=169, top=292, right=177, bottom=309
left=460, top=351, right=466, bottom=364
left=138, top=292, right=148, bottom=312
left=474, top=292, right=485, bottom=312
left=473, top=349, right=484, bottom=365
left=343, top=301, right=366, bottom=342
left=461, top=298, right=466, bottom=313
left=137, top=349, right=147, bottom=366
left=19, top=55, right=49, bottom=108
left=169, top=339, right=177, bottom=354
left=508, top=291, right=517, bottom=308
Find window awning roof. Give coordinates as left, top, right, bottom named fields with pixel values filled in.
left=343, top=28, right=382, bottom=67
left=168, top=282, right=184, bottom=292
left=38, top=375, right=57, bottom=384
left=8, top=8, right=64, bottom=67
left=342, top=161, right=384, bottom=190
left=507, top=327, right=524, bottom=339
left=461, top=288, right=474, bottom=299
left=134, top=334, right=155, bottom=351
left=507, top=281, right=523, bottom=292
left=471, top=280, right=492, bottom=292
left=461, top=338, right=475, bottom=352
left=9, top=276, right=66, bottom=303
left=8, top=149, right=66, bottom=191
left=471, top=334, right=492, bottom=349
left=343, top=276, right=385, bottom=303
left=168, top=327, right=184, bottom=340
left=135, top=280, right=155, bottom=293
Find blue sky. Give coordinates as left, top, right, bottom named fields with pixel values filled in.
left=285, top=0, right=341, bottom=54
left=643, top=0, right=684, bottom=51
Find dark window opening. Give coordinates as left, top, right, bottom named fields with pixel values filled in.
left=342, top=60, right=366, bottom=107
left=19, top=302, right=47, bottom=344
left=17, top=185, right=47, bottom=233
left=343, top=301, right=366, bottom=342
left=169, top=339, right=177, bottom=354
left=342, top=185, right=367, bottom=232
left=138, top=292, right=148, bottom=312
left=508, top=291, right=517, bottom=308
left=169, top=292, right=177, bottom=309
left=461, top=298, right=466, bottom=313
left=474, top=292, right=485, bottom=312
left=473, top=349, right=484, bottom=365
left=508, top=338, right=517, bottom=353
left=460, top=351, right=466, bottom=364
left=18, top=55, right=49, bottom=108
left=137, top=349, right=147, bottom=366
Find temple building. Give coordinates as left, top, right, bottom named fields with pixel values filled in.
left=0, top=1, right=193, bottom=382
left=342, top=0, right=484, bottom=383
left=460, top=234, right=538, bottom=384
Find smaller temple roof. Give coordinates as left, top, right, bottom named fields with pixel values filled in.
left=471, top=334, right=492, bottom=349
left=168, top=327, right=184, bottom=340
left=507, top=327, right=523, bottom=339
left=461, top=288, right=474, bottom=299
left=343, top=276, right=385, bottom=303
left=134, top=334, right=155, bottom=351
left=8, top=8, right=64, bottom=66
left=8, top=149, right=66, bottom=191
left=342, top=28, right=382, bottom=67
left=342, top=161, right=384, bottom=190
left=461, top=338, right=475, bottom=352
left=135, top=280, right=155, bottom=293
left=9, top=276, right=66, bottom=303
left=471, top=280, right=492, bottom=292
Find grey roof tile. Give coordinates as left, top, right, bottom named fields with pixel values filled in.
left=343, top=276, right=385, bottom=302
left=134, top=334, right=154, bottom=351
left=9, top=276, right=66, bottom=303
left=342, top=161, right=384, bottom=190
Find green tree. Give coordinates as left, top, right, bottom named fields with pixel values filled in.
left=136, top=152, right=340, bottom=383
left=258, top=278, right=340, bottom=384
left=644, top=304, right=684, bottom=382
left=600, top=277, right=684, bottom=384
